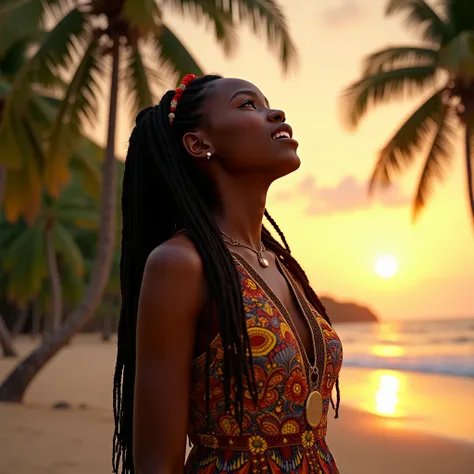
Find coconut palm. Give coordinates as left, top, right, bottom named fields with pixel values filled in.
left=0, top=33, right=103, bottom=223
left=0, top=173, right=99, bottom=330
left=0, top=0, right=297, bottom=401
left=0, top=35, right=61, bottom=221
left=341, top=0, right=474, bottom=224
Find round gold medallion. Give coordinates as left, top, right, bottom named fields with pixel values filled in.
left=305, top=390, right=323, bottom=427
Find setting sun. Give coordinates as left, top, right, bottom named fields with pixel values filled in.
left=375, top=255, right=399, bottom=279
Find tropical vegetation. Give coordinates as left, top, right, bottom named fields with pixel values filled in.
left=342, top=0, right=474, bottom=224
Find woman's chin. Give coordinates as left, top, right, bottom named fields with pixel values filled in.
left=278, top=153, right=301, bottom=177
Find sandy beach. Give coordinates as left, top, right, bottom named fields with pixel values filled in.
left=1, top=335, right=473, bottom=474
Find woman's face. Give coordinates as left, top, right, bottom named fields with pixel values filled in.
left=183, top=78, right=300, bottom=181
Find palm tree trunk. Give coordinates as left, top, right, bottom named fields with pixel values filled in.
left=45, top=223, right=63, bottom=332
left=0, top=315, right=17, bottom=358
left=12, top=307, right=29, bottom=337
left=465, top=124, right=474, bottom=228
left=0, top=39, right=120, bottom=401
left=31, top=301, right=41, bottom=338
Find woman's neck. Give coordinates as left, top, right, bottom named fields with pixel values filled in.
left=212, top=177, right=268, bottom=250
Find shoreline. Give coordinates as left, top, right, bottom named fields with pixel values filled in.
left=1, top=335, right=473, bottom=473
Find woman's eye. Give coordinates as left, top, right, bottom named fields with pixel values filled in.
left=239, top=99, right=256, bottom=109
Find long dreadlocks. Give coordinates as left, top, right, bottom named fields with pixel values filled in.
left=112, top=74, right=339, bottom=474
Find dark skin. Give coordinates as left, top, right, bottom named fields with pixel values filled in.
left=133, top=78, right=316, bottom=474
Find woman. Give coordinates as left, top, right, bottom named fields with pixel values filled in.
left=113, top=74, right=343, bottom=474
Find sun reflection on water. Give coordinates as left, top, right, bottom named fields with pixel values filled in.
left=375, top=374, right=400, bottom=416
left=371, top=344, right=404, bottom=357
left=360, top=370, right=407, bottom=418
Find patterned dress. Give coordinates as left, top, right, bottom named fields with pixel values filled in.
left=185, top=251, right=343, bottom=473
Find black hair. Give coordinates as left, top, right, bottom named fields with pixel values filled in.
left=112, top=74, right=339, bottom=474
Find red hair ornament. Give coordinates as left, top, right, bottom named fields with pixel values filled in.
left=168, top=74, right=197, bottom=125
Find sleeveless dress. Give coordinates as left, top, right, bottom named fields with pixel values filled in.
left=185, top=251, right=343, bottom=473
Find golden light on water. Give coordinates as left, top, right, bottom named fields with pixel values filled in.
left=371, top=344, right=404, bottom=358
left=375, top=374, right=400, bottom=416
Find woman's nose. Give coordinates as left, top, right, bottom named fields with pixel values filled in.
left=268, top=109, right=286, bottom=123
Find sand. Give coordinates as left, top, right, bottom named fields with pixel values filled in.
left=1, top=335, right=473, bottom=474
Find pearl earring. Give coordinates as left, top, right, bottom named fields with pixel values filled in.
left=206, top=152, right=212, bottom=160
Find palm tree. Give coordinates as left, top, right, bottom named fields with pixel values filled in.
left=0, top=33, right=103, bottom=223
left=341, top=0, right=474, bottom=224
left=0, top=174, right=99, bottom=330
left=0, top=35, right=61, bottom=221
left=0, top=0, right=297, bottom=401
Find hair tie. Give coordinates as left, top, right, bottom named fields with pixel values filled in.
left=168, top=74, right=197, bottom=125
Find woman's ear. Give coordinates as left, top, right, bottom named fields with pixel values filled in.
left=182, top=131, right=213, bottom=160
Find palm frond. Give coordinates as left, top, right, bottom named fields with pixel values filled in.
left=152, top=23, right=204, bottom=80
left=123, top=44, right=158, bottom=118
left=362, top=46, right=438, bottom=75
left=0, top=73, right=10, bottom=97
left=341, top=65, right=437, bottom=129
left=369, top=88, right=445, bottom=193
left=162, top=0, right=237, bottom=55
left=0, top=0, right=43, bottom=56
left=29, top=92, right=60, bottom=128
left=413, top=107, right=457, bottom=219
left=41, top=0, right=78, bottom=25
left=438, top=31, right=474, bottom=84
left=0, top=218, right=24, bottom=251
left=0, top=37, right=29, bottom=78
left=54, top=222, right=85, bottom=277
left=0, top=6, right=90, bottom=131
left=1, top=119, right=44, bottom=223
left=122, top=0, right=161, bottom=34
left=27, top=6, right=90, bottom=89
left=385, top=0, right=452, bottom=44
left=69, top=138, right=103, bottom=201
left=0, top=105, right=23, bottom=168
left=0, top=101, right=44, bottom=178
left=3, top=221, right=47, bottom=304
left=47, top=34, right=103, bottom=197
left=57, top=207, right=99, bottom=228
left=229, top=0, right=298, bottom=72
left=58, top=263, right=84, bottom=305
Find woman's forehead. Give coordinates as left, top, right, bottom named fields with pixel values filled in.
left=207, top=77, right=266, bottom=105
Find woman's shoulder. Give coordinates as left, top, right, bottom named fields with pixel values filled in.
left=145, top=231, right=203, bottom=279
left=138, top=233, right=205, bottom=333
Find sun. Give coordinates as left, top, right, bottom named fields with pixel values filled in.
left=374, top=255, right=398, bottom=279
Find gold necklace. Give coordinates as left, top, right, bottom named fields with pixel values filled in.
left=220, top=231, right=270, bottom=268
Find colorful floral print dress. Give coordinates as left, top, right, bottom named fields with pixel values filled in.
left=185, top=251, right=343, bottom=473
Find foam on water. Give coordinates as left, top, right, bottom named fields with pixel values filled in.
left=334, top=318, right=474, bottom=378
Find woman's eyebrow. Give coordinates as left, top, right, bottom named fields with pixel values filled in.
left=229, top=90, right=270, bottom=107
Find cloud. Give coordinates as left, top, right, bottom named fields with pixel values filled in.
left=276, top=175, right=410, bottom=215
left=322, top=0, right=365, bottom=28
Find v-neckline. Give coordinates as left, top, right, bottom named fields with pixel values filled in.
left=229, top=250, right=327, bottom=390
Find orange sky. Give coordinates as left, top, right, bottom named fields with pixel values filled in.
left=90, top=0, right=474, bottom=321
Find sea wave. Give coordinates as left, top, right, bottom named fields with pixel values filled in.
left=336, top=318, right=474, bottom=378
left=342, top=354, right=474, bottom=378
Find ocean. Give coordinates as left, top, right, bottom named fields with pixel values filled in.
left=334, top=318, right=474, bottom=378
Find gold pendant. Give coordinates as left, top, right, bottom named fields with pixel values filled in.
left=305, top=390, right=323, bottom=427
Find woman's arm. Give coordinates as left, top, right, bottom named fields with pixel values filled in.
left=133, top=238, right=205, bottom=474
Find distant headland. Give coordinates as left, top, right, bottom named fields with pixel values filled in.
left=321, top=296, right=379, bottom=323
